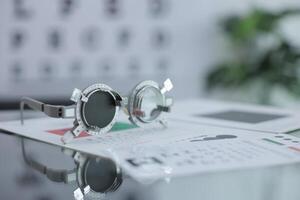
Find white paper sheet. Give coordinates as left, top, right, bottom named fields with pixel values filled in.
left=1, top=117, right=300, bottom=182
left=171, top=99, right=300, bottom=134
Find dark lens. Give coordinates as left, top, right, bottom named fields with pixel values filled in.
left=84, top=158, right=120, bottom=193
left=82, top=90, right=116, bottom=128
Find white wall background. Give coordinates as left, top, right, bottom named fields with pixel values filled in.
left=0, top=0, right=299, bottom=101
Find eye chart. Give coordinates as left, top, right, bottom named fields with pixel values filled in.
left=0, top=0, right=207, bottom=102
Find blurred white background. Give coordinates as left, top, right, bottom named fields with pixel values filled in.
left=0, top=0, right=299, bottom=104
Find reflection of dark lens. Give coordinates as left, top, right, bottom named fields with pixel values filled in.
left=84, top=158, right=121, bottom=193
left=82, top=90, right=116, bottom=128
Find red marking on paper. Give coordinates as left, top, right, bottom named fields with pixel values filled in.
left=47, top=128, right=89, bottom=138
left=288, top=146, right=300, bottom=153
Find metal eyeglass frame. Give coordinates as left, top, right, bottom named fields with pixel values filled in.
left=20, top=79, right=173, bottom=143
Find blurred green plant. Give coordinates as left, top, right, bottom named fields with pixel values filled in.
left=206, top=8, right=300, bottom=104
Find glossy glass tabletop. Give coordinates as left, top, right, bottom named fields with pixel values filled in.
left=1, top=111, right=300, bottom=200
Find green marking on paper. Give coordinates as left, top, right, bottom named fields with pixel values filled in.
left=110, top=122, right=138, bottom=132
left=262, top=138, right=284, bottom=146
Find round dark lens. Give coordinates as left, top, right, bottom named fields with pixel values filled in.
left=82, top=90, right=116, bottom=128
left=85, top=158, right=119, bottom=193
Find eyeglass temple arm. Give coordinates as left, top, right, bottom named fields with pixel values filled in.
left=20, top=97, right=65, bottom=125
left=21, top=138, right=76, bottom=183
